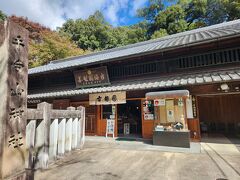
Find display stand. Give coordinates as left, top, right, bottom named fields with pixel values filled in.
left=106, top=118, right=115, bottom=138
left=145, top=90, right=190, bottom=148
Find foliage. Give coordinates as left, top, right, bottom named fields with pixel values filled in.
left=138, top=0, right=240, bottom=38
left=29, top=31, right=85, bottom=67
left=2, top=0, right=240, bottom=67
left=137, top=0, right=164, bottom=22
left=59, top=11, right=147, bottom=51
left=0, top=10, right=7, bottom=21
left=186, top=0, right=240, bottom=26
left=154, top=4, right=188, bottom=35
left=151, top=29, right=168, bottom=39
left=9, top=16, right=85, bottom=67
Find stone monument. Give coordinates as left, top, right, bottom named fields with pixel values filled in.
left=0, top=20, right=28, bottom=179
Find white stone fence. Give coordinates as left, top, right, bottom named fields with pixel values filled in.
left=26, top=102, right=85, bottom=170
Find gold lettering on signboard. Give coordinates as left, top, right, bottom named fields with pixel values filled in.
left=74, top=66, right=110, bottom=88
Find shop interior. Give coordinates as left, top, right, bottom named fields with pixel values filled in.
left=117, top=100, right=142, bottom=137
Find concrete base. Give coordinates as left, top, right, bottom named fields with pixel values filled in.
left=153, top=130, right=190, bottom=148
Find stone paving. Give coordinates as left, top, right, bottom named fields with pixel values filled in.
left=35, top=136, right=240, bottom=180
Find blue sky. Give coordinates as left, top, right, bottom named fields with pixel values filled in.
left=0, top=0, right=174, bottom=29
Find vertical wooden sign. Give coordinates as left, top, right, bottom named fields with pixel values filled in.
left=0, top=20, right=28, bottom=179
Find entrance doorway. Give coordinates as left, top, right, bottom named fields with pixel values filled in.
left=117, top=100, right=142, bottom=137
left=198, top=94, right=240, bottom=135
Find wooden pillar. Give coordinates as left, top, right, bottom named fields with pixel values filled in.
left=0, top=20, right=28, bottom=179
left=183, top=98, right=188, bottom=130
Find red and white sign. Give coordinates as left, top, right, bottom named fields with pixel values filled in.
left=154, top=99, right=165, bottom=106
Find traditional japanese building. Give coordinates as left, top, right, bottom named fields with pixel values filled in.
left=28, top=20, right=240, bottom=141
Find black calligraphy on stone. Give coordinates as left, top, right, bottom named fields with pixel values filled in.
left=12, top=35, right=25, bottom=48
left=9, top=107, right=24, bottom=124
left=8, top=132, right=23, bottom=148
left=12, top=59, right=24, bottom=72
left=11, top=82, right=24, bottom=96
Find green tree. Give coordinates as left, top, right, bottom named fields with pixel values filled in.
left=0, top=10, right=7, bottom=21
left=60, top=11, right=147, bottom=51
left=60, top=11, right=114, bottom=50
left=151, top=29, right=168, bottom=39
left=137, top=0, right=164, bottom=22
left=154, top=4, right=188, bottom=34
left=185, top=0, right=240, bottom=26
left=223, top=0, right=240, bottom=21
left=137, top=0, right=240, bottom=39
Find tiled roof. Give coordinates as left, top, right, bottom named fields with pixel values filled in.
left=28, top=68, right=240, bottom=99
left=29, top=20, right=240, bottom=75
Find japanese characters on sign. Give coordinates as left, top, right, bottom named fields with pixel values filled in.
left=192, top=95, right=197, bottom=118
left=106, top=119, right=115, bottom=134
left=143, top=100, right=154, bottom=120
left=74, top=66, right=110, bottom=88
left=89, top=91, right=126, bottom=105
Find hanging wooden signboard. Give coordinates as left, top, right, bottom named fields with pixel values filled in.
left=192, top=95, right=197, bottom=118
left=89, top=91, right=126, bottom=105
left=74, top=66, right=110, bottom=88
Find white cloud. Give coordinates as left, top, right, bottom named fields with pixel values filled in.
left=0, top=0, right=65, bottom=29
left=130, top=0, right=148, bottom=16
left=103, top=0, right=130, bottom=26
left=62, top=0, right=107, bottom=20
left=0, top=0, right=147, bottom=29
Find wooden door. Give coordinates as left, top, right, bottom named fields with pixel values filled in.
left=70, top=102, right=97, bottom=134
left=198, top=94, right=240, bottom=133
left=141, top=99, right=154, bottom=139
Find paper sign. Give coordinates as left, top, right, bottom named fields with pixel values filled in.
left=154, top=99, right=165, bottom=106
left=144, top=113, right=154, bottom=120
left=159, top=99, right=166, bottom=106
left=106, top=119, right=115, bottom=135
